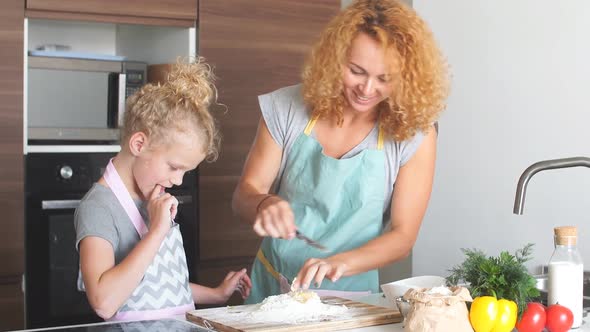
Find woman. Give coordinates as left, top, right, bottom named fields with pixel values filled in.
left=232, top=0, right=449, bottom=304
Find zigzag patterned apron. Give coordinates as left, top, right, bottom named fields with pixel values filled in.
left=246, top=116, right=386, bottom=304
left=101, top=158, right=195, bottom=321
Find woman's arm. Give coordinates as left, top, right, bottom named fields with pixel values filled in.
left=293, top=127, right=437, bottom=289
left=232, top=117, right=296, bottom=239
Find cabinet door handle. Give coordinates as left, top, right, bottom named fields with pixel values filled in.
left=41, top=199, right=81, bottom=210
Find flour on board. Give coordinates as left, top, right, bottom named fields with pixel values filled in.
left=227, top=290, right=350, bottom=324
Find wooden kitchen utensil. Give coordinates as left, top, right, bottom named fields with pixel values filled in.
left=186, top=296, right=402, bottom=332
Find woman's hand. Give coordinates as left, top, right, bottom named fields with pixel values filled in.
left=253, top=195, right=297, bottom=239
left=216, top=268, right=252, bottom=301
left=291, top=256, right=349, bottom=290
left=146, top=185, right=178, bottom=236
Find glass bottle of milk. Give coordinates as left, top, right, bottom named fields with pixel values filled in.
left=548, top=226, right=583, bottom=328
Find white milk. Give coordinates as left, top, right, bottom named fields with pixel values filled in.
left=548, top=261, right=583, bottom=328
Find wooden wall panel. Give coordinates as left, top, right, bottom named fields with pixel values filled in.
left=199, top=0, right=340, bottom=177
left=0, top=0, right=24, bottom=329
left=26, top=0, right=198, bottom=21
left=25, top=10, right=195, bottom=28
left=0, top=283, right=24, bottom=330
left=197, top=0, right=340, bottom=293
left=198, top=176, right=261, bottom=260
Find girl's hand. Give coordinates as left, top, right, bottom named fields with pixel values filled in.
left=217, top=268, right=252, bottom=301
left=253, top=195, right=296, bottom=239
left=292, top=257, right=348, bottom=290
left=146, top=185, right=178, bottom=236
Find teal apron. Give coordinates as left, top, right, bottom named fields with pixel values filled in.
left=246, top=116, right=386, bottom=304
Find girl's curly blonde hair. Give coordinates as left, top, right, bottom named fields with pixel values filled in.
left=122, top=57, right=220, bottom=161
left=302, top=0, right=449, bottom=141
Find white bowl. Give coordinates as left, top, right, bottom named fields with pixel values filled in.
left=381, top=275, right=447, bottom=305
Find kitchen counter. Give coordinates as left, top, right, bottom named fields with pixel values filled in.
left=9, top=294, right=588, bottom=332
left=9, top=294, right=400, bottom=332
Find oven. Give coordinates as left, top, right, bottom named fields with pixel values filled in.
left=25, top=152, right=199, bottom=329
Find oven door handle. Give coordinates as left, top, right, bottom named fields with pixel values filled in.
left=41, top=199, right=81, bottom=210
left=176, top=195, right=192, bottom=205
left=41, top=195, right=191, bottom=210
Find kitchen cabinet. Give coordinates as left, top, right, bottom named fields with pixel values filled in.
left=197, top=0, right=340, bottom=306
left=0, top=0, right=25, bottom=329
left=22, top=3, right=197, bottom=329
left=1, top=0, right=341, bottom=327
left=26, top=0, right=198, bottom=27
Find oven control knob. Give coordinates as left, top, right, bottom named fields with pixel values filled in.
left=59, top=165, right=74, bottom=180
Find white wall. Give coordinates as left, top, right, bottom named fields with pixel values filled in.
left=28, top=19, right=117, bottom=54
left=413, top=1, right=590, bottom=277
left=27, top=19, right=193, bottom=65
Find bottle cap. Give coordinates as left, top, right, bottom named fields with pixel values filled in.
left=554, top=226, right=577, bottom=245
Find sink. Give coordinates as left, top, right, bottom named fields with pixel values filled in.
left=533, top=271, right=590, bottom=308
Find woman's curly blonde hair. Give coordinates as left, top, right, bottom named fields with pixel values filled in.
left=122, top=57, right=220, bottom=161
left=302, top=0, right=449, bottom=141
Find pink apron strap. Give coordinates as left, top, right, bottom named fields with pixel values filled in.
left=103, top=158, right=149, bottom=238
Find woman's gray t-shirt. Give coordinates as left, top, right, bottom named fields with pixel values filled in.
left=258, top=84, right=426, bottom=226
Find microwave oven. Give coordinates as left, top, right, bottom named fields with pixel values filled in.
left=27, top=56, right=147, bottom=143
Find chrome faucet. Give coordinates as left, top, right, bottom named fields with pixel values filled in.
left=513, top=157, right=590, bottom=214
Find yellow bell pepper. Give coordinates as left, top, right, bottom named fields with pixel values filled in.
left=469, top=296, right=517, bottom=332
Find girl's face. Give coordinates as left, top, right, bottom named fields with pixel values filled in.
left=342, top=32, right=398, bottom=115
left=132, top=131, right=205, bottom=200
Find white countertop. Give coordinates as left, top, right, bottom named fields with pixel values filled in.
left=10, top=294, right=401, bottom=332
left=12, top=294, right=588, bottom=332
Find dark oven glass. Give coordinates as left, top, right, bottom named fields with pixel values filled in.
left=26, top=152, right=199, bottom=329
left=27, top=200, right=100, bottom=328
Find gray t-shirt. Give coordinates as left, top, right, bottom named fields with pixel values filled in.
left=259, top=84, right=426, bottom=225
left=74, top=183, right=147, bottom=264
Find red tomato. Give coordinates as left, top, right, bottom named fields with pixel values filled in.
left=515, top=302, right=546, bottom=332
left=545, top=304, right=574, bottom=332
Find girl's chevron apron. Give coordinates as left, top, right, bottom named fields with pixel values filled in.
left=102, top=158, right=194, bottom=321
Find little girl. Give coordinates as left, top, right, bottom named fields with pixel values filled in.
left=74, top=58, right=251, bottom=321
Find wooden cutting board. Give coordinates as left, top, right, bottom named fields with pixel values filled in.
left=186, top=296, right=402, bottom=331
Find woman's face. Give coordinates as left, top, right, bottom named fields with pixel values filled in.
left=342, top=32, right=397, bottom=115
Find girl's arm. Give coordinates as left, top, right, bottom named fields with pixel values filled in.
left=80, top=186, right=177, bottom=319
left=293, top=127, right=437, bottom=289
left=79, top=229, right=168, bottom=319
left=189, top=268, right=252, bottom=304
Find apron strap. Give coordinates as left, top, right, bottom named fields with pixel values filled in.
left=302, top=115, right=384, bottom=150
left=303, top=116, right=318, bottom=136
left=256, top=249, right=281, bottom=282
left=103, top=158, right=149, bottom=238
left=377, top=127, right=384, bottom=150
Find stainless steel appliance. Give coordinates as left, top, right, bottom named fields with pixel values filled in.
left=25, top=152, right=199, bottom=328
left=27, top=56, right=147, bottom=143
